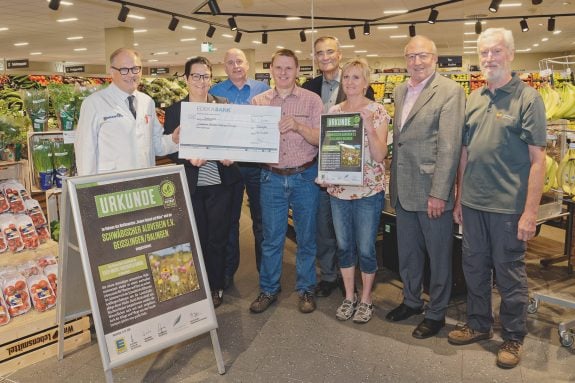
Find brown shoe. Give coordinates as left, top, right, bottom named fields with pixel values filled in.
left=249, top=292, right=277, bottom=313
left=298, top=291, right=316, bottom=313
left=448, top=323, right=493, bottom=345
left=211, top=290, right=223, bottom=308
left=497, top=340, right=522, bottom=369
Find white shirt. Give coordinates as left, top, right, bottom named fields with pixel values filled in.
left=75, top=83, right=178, bottom=176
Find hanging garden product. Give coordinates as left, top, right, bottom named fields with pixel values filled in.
left=22, top=89, right=49, bottom=132
left=31, top=140, right=54, bottom=190
left=51, top=140, right=74, bottom=188
left=48, top=83, right=77, bottom=131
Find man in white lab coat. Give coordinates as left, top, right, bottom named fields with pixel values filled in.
left=75, top=48, right=179, bottom=175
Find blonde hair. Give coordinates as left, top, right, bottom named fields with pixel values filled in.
left=342, top=58, right=371, bottom=84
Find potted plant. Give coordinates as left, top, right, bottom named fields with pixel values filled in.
left=47, top=83, right=76, bottom=131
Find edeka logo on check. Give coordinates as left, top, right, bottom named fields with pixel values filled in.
left=95, top=186, right=163, bottom=218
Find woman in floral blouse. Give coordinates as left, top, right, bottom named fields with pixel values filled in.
left=326, top=58, right=389, bottom=323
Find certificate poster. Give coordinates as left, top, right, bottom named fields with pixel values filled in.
left=318, top=113, right=364, bottom=185
left=73, top=172, right=215, bottom=364
left=179, top=102, right=281, bottom=163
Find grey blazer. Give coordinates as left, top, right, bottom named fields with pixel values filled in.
left=390, top=72, right=465, bottom=212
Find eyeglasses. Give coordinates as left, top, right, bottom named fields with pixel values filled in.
left=404, top=52, right=433, bottom=61
left=189, top=73, right=212, bottom=81
left=111, top=66, right=142, bottom=75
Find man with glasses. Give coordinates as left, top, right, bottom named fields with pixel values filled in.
left=210, top=48, right=270, bottom=288
left=387, top=36, right=465, bottom=340
left=76, top=47, right=179, bottom=175
left=303, top=36, right=375, bottom=298
left=448, top=28, right=546, bottom=369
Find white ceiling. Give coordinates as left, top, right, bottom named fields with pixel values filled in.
left=1, top=0, right=574, bottom=67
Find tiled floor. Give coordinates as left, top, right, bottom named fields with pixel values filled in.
left=5, top=211, right=575, bottom=382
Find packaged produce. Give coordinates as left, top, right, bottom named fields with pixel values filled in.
left=0, top=294, right=11, bottom=326
left=16, top=215, right=39, bottom=250
left=43, top=263, right=58, bottom=296
left=15, top=181, right=31, bottom=201
left=0, top=230, right=7, bottom=254
left=36, top=254, right=57, bottom=270
left=0, top=214, right=24, bottom=252
left=18, top=260, right=41, bottom=278
left=1, top=272, right=31, bottom=316
left=25, top=199, right=47, bottom=227
left=0, top=189, right=9, bottom=213
left=27, top=274, right=56, bottom=312
left=22, top=88, right=49, bottom=132
left=36, top=225, right=51, bottom=244
left=51, top=140, right=75, bottom=188
left=31, top=140, right=54, bottom=190
left=3, top=182, right=26, bottom=213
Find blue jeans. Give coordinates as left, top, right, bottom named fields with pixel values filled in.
left=225, top=165, right=263, bottom=277
left=259, top=164, right=319, bottom=295
left=330, top=192, right=384, bottom=274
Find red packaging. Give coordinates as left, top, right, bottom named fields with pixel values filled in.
left=3, top=184, right=26, bottom=214
left=25, top=199, right=47, bottom=227
left=0, top=294, right=10, bottom=326
left=16, top=215, right=39, bottom=250
left=1, top=272, right=31, bottom=317
left=0, top=215, right=24, bottom=253
left=26, top=274, right=56, bottom=312
left=43, top=263, right=58, bottom=297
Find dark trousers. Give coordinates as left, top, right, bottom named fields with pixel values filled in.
left=316, top=188, right=338, bottom=282
left=225, top=166, right=263, bottom=277
left=461, top=206, right=528, bottom=343
left=396, top=202, right=453, bottom=321
left=192, top=183, right=234, bottom=291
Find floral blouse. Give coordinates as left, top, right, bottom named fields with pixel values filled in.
left=327, top=102, right=390, bottom=200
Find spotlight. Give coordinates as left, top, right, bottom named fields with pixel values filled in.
left=168, top=16, right=179, bottom=31
left=363, top=21, right=370, bottom=35
left=348, top=27, right=356, bottom=40
left=427, top=9, right=438, bottom=24
left=48, top=0, right=60, bottom=10
left=489, top=0, right=501, bottom=13
left=118, top=4, right=130, bottom=22
left=475, top=20, right=482, bottom=34
left=206, top=25, right=216, bottom=38
left=228, top=16, right=238, bottom=31
left=520, top=18, right=529, bottom=32
left=262, top=32, right=268, bottom=44
left=234, top=31, right=242, bottom=43
left=299, top=30, right=306, bottom=42
left=532, top=0, right=543, bottom=4
left=547, top=17, right=555, bottom=32
left=409, top=24, right=416, bottom=37
left=207, top=0, right=221, bottom=15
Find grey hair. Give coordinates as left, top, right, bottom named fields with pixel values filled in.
left=477, top=28, right=515, bottom=53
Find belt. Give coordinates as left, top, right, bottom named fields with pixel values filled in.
left=266, top=159, right=316, bottom=176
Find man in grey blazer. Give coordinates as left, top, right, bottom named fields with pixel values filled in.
left=387, top=36, right=465, bottom=339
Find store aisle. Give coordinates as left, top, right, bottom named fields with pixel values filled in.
left=5, top=207, right=575, bottom=382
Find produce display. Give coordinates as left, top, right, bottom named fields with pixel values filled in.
left=539, top=81, right=575, bottom=121
left=543, top=154, right=559, bottom=193
left=557, top=146, right=575, bottom=195
left=31, top=137, right=75, bottom=190
left=139, top=77, right=188, bottom=108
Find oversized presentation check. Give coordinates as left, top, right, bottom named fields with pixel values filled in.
left=178, top=102, right=281, bottom=163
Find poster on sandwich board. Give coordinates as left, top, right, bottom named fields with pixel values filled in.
left=56, top=165, right=223, bottom=382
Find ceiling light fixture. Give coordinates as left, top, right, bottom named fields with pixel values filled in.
left=207, top=0, right=221, bottom=15
left=118, top=4, right=130, bottom=22
left=348, top=27, right=356, bottom=40
left=228, top=16, right=237, bottom=31
left=532, top=0, right=543, bottom=4
left=262, top=32, right=268, bottom=44
left=489, top=0, right=501, bottom=12
left=234, top=31, right=242, bottom=43
left=427, top=9, right=438, bottom=24
left=520, top=18, right=529, bottom=32
left=547, top=17, right=555, bottom=31
left=48, top=0, right=60, bottom=10
left=206, top=25, right=216, bottom=38
left=299, top=30, right=306, bottom=42
left=363, top=21, right=370, bottom=35
left=409, top=24, right=416, bottom=37
left=168, top=16, right=179, bottom=31
left=475, top=20, right=482, bottom=34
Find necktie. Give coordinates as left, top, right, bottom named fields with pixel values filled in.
left=127, top=95, right=137, bottom=119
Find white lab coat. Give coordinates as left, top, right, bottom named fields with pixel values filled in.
left=75, top=83, right=178, bottom=176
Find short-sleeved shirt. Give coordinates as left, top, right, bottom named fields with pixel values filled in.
left=209, top=78, right=270, bottom=105
left=251, top=86, right=323, bottom=168
left=461, top=74, right=546, bottom=214
left=327, top=102, right=390, bottom=200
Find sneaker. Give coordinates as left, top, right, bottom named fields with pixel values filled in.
left=497, top=340, right=522, bottom=369
left=448, top=323, right=494, bottom=345
left=315, top=280, right=338, bottom=297
left=298, top=291, right=316, bottom=313
left=249, top=292, right=277, bottom=313
left=336, top=296, right=358, bottom=321
left=211, top=290, right=223, bottom=308
left=352, top=302, right=373, bottom=324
